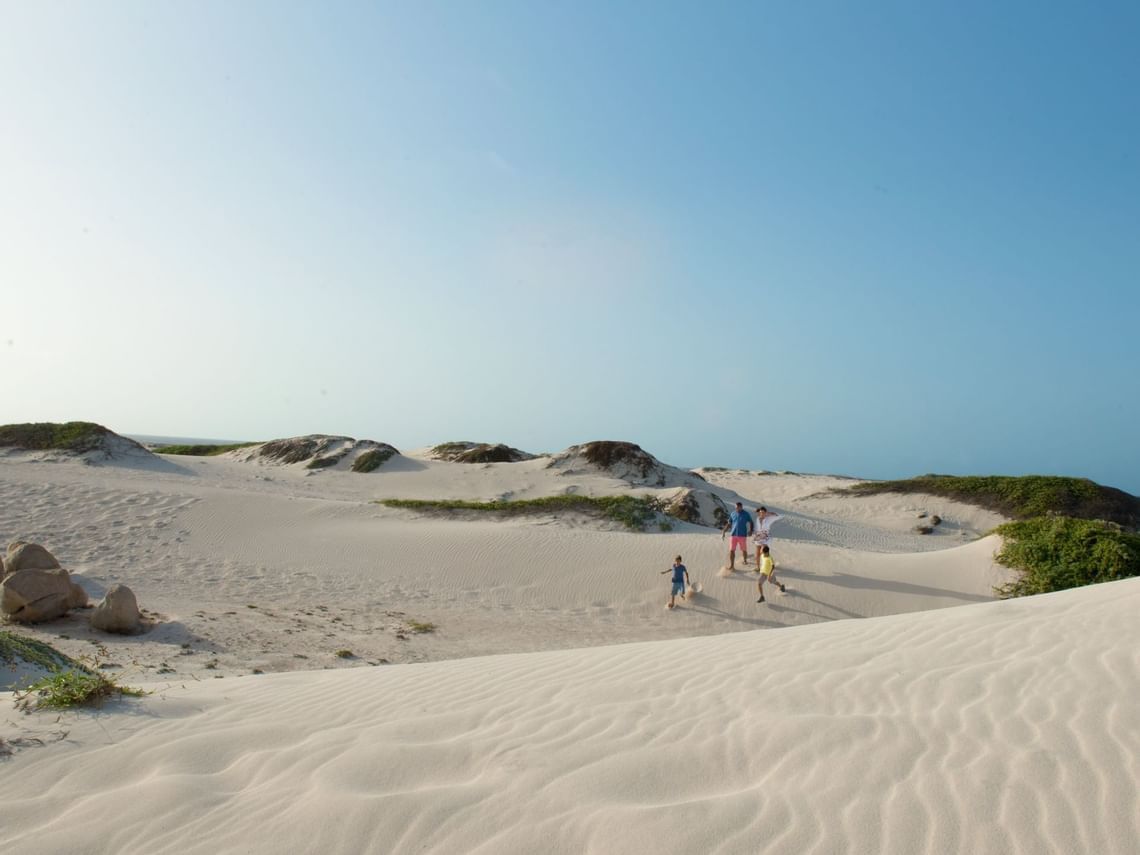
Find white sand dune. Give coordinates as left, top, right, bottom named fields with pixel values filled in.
left=2, top=449, right=1134, bottom=852
left=0, top=454, right=1008, bottom=677
left=2, top=577, right=1137, bottom=854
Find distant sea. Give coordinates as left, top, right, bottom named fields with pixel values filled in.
left=127, top=434, right=250, bottom=448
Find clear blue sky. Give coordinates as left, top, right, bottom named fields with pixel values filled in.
left=3, top=2, right=1138, bottom=493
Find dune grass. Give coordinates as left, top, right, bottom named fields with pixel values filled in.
left=17, top=668, right=145, bottom=710
left=352, top=448, right=396, bottom=472
left=0, top=421, right=113, bottom=453
left=378, top=495, right=662, bottom=530
left=840, top=475, right=1140, bottom=597
left=154, top=443, right=258, bottom=456
left=841, top=475, right=1139, bottom=528
left=2, top=630, right=144, bottom=708
left=994, top=516, right=1140, bottom=598
left=0, top=630, right=77, bottom=674
left=306, top=451, right=349, bottom=470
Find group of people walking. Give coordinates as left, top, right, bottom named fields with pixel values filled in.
left=723, top=501, right=785, bottom=602
left=663, top=501, right=786, bottom=609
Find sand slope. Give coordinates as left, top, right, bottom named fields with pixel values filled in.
left=0, top=454, right=1007, bottom=680
left=2, top=577, right=1137, bottom=854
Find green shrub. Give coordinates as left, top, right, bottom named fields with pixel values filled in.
left=306, top=453, right=345, bottom=469
left=406, top=620, right=436, bottom=634
left=0, top=421, right=113, bottom=453
left=16, top=668, right=144, bottom=710
left=431, top=442, right=476, bottom=460
left=353, top=448, right=396, bottom=472
left=259, top=438, right=321, bottom=464
left=994, top=516, right=1140, bottom=598
left=153, top=443, right=258, bottom=456
left=0, top=630, right=78, bottom=673
left=580, top=441, right=656, bottom=478
left=455, top=444, right=527, bottom=463
left=378, top=494, right=663, bottom=530
left=842, top=475, right=1139, bottom=528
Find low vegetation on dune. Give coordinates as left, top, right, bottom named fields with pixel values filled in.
left=994, top=517, right=1140, bottom=598
left=2, top=630, right=142, bottom=707
left=154, top=443, right=259, bottom=456
left=234, top=436, right=399, bottom=471
left=259, top=437, right=331, bottom=465
left=306, top=450, right=350, bottom=469
left=352, top=448, right=396, bottom=472
left=17, top=668, right=145, bottom=710
left=0, top=421, right=119, bottom=453
left=578, top=441, right=657, bottom=478
left=431, top=442, right=533, bottom=463
left=378, top=495, right=664, bottom=531
left=841, top=474, right=1140, bottom=597
left=841, top=475, right=1140, bottom=528
left=1, top=630, right=77, bottom=675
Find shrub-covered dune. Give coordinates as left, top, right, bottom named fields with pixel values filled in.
left=0, top=422, right=150, bottom=461
left=840, top=474, right=1140, bottom=597
left=430, top=442, right=535, bottom=463
left=224, top=435, right=400, bottom=472
left=840, top=474, right=1140, bottom=529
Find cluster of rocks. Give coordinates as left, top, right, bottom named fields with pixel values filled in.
left=914, top=512, right=943, bottom=535
left=1, top=541, right=141, bottom=633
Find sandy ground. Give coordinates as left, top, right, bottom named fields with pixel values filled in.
left=0, top=452, right=1007, bottom=681
left=4, top=449, right=1135, bottom=853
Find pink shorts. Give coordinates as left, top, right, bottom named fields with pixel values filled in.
left=730, top=536, right=749, bottom=551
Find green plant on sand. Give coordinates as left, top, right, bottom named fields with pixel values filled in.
left=993, top=516, right=1140, bottom=598
left=0, top=422, right=116, bottom=453
left=2, top=632, right=145, bottom=710
left=840, top=475, right=1140, bottom=528
left=378, top=494, right=663, bottom=531
left=153, top=443, right=258, bottom=456
left=16, top=668, right=145, bottom=711
left=353, top=448, right=396, bottom=472
left=0, top=630, right=77, bottom=674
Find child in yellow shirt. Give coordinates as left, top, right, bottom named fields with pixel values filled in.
left=756, top=544, right=785, bottom=603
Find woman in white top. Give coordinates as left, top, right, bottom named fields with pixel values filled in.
left=752, top=506, right=782, bottom=570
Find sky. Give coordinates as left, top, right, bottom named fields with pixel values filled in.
left=2, top=1, right=1138, bottom=493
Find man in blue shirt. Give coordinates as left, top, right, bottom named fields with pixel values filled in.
left=721, top=501, right=753, bottom=571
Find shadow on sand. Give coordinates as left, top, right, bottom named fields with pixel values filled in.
left=813, top=571, right=992, bottom=603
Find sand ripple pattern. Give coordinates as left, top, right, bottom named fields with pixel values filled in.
left=2, top=578, right=1138, bottom=855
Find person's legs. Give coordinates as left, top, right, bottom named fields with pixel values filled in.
left=670, top=581, right=684, bottom=608
left=729, top=536, right=748, bottom=569
left=756, top=575, right=765, bottom=603
left=769, top=566, right=785, bottom=593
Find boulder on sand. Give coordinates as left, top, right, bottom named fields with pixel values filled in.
left=1, top=567, right=76, bottom=623
left=5, top=541, right=61, bottom=573
left=90, top=584, right=141, bottom=634
left=68, top=581, right=89, bottom=609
